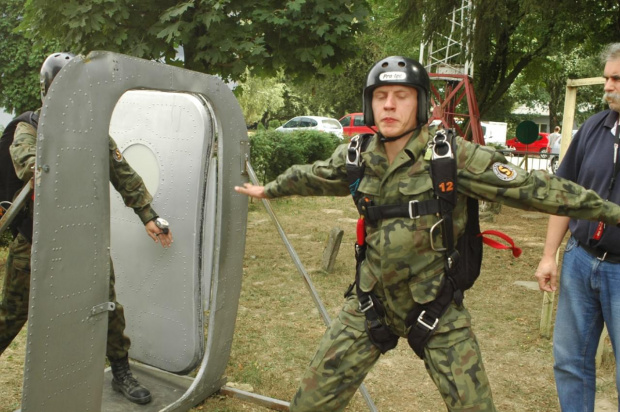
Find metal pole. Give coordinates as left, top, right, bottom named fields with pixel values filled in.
left=245, top=159, right=379, bottom=412
left=0, top=179, right=33, bottom=237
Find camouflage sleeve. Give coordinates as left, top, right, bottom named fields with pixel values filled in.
left=108, top=137, right=158, bottom=224
left=9, top=122, right=37, bottom=182
left=456, top=139, right=620, bottom=225
left=264, top=143, right=351, bottom=198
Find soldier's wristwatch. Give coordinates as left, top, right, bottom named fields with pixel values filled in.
left=154, top=217, right=170, bottom=234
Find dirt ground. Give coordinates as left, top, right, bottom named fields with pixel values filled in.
left=0, top=197, right=618, bottom=412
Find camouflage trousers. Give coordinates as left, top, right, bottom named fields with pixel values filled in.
left=290, top=295, right=496, bottom=412
left=0, top=233, right=131, bottom=360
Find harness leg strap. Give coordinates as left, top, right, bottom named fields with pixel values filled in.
left=405, top=278, right=455, bottom=359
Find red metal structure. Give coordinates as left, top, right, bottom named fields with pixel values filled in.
left=427, top=73, right=484, bottom=144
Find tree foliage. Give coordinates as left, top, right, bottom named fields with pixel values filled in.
left=510, top=45, right=607, bottom=130
left=0, top=0, right=59, bottom=114
left=20, top=0, right=370, bottom=81
left=395, top=0, right=620, bottom=121
left=235, top=69, right=286, bottom=126
left=250, top=129, right=340, bottom=183
left=299, top=0, right=422, bottom=118
left=240, top=0, right=422, bottom=124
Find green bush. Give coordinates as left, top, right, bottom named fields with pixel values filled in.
left=268, top=119, right=281, bottom=129
left=249, top=130, right=342, bottom=184
left=257, top=122, right=266, bottom=132
left=0, top=230, right=12, bottom=248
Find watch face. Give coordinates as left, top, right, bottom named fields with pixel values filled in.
left=156, top=218, right=169, bottom=228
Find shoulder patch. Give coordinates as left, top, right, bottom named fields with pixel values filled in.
left=492, top=162, right=517, bottom=181
left=113, top=148, right=123, bottom=162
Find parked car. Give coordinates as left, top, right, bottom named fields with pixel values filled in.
left=506, top=132, right=549, bottom=158
left=276, top=116, right=344, bottom=139
left=338, top=113, right=376, bottom=138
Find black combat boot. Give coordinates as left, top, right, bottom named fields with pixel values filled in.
left=109, top=356, right=152, bottom=404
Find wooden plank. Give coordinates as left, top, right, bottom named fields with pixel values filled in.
left=566, top=77, right=605, bottom=87
left=322, top=227, right=344, bottom=273
left=539, top=291, right=555, bottom=339
left=560, top=86, right=578, bottom=160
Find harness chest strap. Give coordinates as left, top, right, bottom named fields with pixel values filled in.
left=363, top=198, right=441, bottom=223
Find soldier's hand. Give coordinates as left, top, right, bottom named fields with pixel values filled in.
left=534, top=255, right=558, bottom=292
left=235, top=183, right=267, bottom=199
left=145, top=220, right=173, bottom=248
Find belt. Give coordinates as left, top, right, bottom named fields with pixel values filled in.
left=578, top=242, right=620, bottom=264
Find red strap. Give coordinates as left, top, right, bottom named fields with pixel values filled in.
left=356, top=217, right=366, bottom=246
left=478, top=230, right=522, bottom=258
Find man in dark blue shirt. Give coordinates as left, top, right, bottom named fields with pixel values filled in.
left=535, top=43, right=620, bottom=411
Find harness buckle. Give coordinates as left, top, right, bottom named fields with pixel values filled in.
left=432, top=129, right=454, bottom=160
left=429, top=218, right=447, bottom=252
left=417, top=310, right=439, bottom=331
left=408, top=200, right=420, bottom=219
left=347, top=135, right=363, bottom=167
left=358, top=296, right=374, bottom=313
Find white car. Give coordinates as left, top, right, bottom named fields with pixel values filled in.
left=276, top=116, right=344, bottom=139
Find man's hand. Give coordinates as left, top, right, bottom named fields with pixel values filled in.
left=234, top=183, right=267, bottom=199
left=534, top=255, right=558, bottom=292
left=145, top=220, right=173, bottom=248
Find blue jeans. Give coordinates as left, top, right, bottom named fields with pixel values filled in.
left=553, top=236, right=620, bottom=412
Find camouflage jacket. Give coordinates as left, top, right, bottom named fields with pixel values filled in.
left=10, top=121, right=157, bottom=225
left=265, top=126, right=620, bottom=335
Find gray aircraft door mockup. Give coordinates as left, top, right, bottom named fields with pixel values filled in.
left=108, top=90, right=214, bottom=374
left=21, top=51, right=248, bottom=412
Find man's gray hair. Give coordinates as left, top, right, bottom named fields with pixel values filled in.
left=600, top=43, right=620, bottom=63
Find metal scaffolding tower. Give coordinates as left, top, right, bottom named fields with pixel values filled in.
left=420, top=0, right=484, bottom=144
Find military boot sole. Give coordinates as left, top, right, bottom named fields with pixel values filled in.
left=111, top=379, right=152, bottom=405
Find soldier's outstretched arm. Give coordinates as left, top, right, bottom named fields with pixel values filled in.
left=235, top=183, right=267, bottom=199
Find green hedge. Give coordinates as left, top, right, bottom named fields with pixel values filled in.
left=249, top=130, right=342, bottom=184
left=268, top=119, right=282, bottom=129
left=0, top=230, right=11, bottom=248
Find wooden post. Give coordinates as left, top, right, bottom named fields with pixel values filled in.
left=595, top=326, right=610, bottom=369
left=539, top=290, right=555, bottom=339
left=322, top=227, right=344, bottom=273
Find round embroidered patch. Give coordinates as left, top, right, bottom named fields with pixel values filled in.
left=113, top=148, right=123, bottom=162
left=492, top=162, right=517, bottom=181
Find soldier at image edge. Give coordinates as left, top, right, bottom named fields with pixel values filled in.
left=235, top=55, right=620, bottom=411
left=0, top=52, right=174, bottom=405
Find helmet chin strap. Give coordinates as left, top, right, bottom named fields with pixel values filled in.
left=378, top=126, right=420, bottom=143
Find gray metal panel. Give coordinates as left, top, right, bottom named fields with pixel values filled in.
left=22, top=55, right=112, bottom=412
left=109, top=90, right=212, bottom=373
left=21, top=51, right=249, bottom=411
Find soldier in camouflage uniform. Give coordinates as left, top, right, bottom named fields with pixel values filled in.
left=235, top=56, right=620, bottom=411
left=0, top=53, right=174, bottom=405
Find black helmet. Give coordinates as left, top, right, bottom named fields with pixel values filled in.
left=362, top=56, right=430, bottom=127
left=40, top=52, right=75, bottom=99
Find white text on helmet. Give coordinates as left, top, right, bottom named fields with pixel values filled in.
left=379, top=72, right=407, bottom=81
